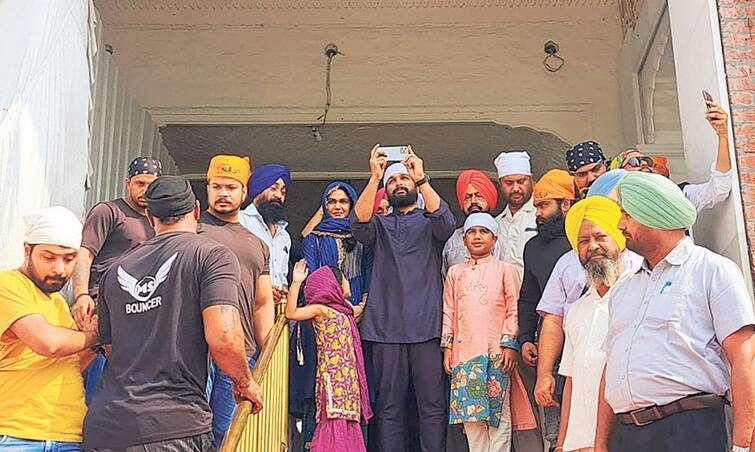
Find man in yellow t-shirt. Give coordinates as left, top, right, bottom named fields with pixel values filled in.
left=0, top=206, right=98, bottom=451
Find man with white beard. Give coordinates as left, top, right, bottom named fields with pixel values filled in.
left=552, top=196, right=630, bottom=452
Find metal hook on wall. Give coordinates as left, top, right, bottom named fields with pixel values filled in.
left=543, top=40, right=565, bottom=72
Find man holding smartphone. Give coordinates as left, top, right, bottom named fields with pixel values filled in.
left=351, top=144, right=456, bottom=452
left=609, top=98, right=732, bottom=213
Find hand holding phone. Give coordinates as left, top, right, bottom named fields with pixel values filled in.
left=702, top=90, right=714, bottom=105
left=377, top=145, right=411, bottom=162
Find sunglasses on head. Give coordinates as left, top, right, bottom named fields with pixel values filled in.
left=623, top=156, right=655, bottom=168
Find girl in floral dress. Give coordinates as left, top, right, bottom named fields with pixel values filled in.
left=286, top=261, right=373, bottom=452
left=442, top=213, right=536, bottom=451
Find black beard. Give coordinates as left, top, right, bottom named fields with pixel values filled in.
left=27, top=260, right=68, bottom=294
left=464, top=203, right=489, bottom=215
left=257, top=199, right=286, bottom=224
left=536, top=212, right=565, bottom=241
left=388, top=189, right=419, bottom=209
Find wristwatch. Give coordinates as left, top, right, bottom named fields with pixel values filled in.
left=415, top=175, right=431, bottom=186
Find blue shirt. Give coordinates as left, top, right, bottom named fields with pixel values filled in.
left=239, top=203, right=291, bottom=287
left=350, top=201, right=456, bottom=343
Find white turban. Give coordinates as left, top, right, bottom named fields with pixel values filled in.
left=494, top=151, right=532, bottom=178
left=23, top=206, right=83, bottom=250
left=463, top=212, right=499, bottom=236
left=383, top=163, right=410, bottom=186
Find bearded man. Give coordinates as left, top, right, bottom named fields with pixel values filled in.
left=239, top=163, right=292, bottom=304
left=351, top=145, right=456, bottom=451
left=198, top=155, right=274, bottom=447
left=0, top=207, right=98, bottom=450
left=555, top=196, right=628, bottom=452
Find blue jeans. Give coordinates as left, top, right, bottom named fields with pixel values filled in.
left=82, top=353, right=107, bottom=405
left=206, top=357, right=256, bottom=449
left=0, top=436, right=80, bottom=451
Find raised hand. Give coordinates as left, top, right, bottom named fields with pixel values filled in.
left=705, top=101, right=729, bottom=138
left=292, top=259, right=309, bottom=284
left=369, top=144, right=388, bottom=182
left=403, top=146, right=426, bottom=182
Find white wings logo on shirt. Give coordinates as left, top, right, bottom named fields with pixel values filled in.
left=117, top=253, right=178, bottom=302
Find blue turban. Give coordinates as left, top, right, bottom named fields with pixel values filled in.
left=247, top=163, right=291, bottom=200
left=587, top=169, right=628, bottom=198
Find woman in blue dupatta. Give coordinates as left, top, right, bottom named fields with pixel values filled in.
left=289, top=181, right=373, bottom=451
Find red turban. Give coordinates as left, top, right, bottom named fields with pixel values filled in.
left=372, top=188, right=388, bottom=215
left=456, top=169, right=498, bottom=211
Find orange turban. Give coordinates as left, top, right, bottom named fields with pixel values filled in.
left=651, top=156, right=670, bottom=178
left=533, top=169, right=576, bottom=204
left=207, top=155, right=252, bottom=187
left=456, top=169, right=498, bottom=211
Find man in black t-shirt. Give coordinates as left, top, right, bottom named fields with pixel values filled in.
left=198, top=154, right=274, bottom=447
left=83, top=176, right=263, bottom=451
left=71, top=157, right=162, bottom=402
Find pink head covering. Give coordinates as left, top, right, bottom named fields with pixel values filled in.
left=372, top=188, right=388, bottom=215
left=303, top=266, right=373, bottom=423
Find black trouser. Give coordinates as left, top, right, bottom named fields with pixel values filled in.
left=368, top=340, right=447, bottom=452
left=88, top=433, right=215, bottom=452
left=610, top=402, right=727, bottom=452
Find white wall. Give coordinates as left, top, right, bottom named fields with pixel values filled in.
left=0, top=0, right=93, bottom=268
left=667, top=0, right=752, bottom=291
left=96, top=1, right=627, bottom=154
left=86, top=13, right=178, bottom=211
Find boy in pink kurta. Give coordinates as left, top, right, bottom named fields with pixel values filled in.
left=442, top=213, right=536, bottom=452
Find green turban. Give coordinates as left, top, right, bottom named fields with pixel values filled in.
left=617, top=171, right=697, bottom=230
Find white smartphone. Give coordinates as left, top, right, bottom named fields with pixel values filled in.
left=378, top=145, right=411, bottom=162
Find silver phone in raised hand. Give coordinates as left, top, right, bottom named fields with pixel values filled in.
left=378, top=145, right=411, bottom=162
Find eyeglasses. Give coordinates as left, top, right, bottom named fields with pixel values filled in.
left=623, top=156, right=655, bottom=169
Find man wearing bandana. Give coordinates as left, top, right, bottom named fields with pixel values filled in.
left=71, top=157, right=162, bottom=402
left=239, top=163, right=293, bottom=304
left=565, top=141, right=608, bottom=198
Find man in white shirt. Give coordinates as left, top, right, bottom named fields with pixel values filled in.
left=594, top=172, right=755, bottom=452
left=239, top=163, right=292, bottom=302
left=493, top=150, right=537, bottom=278
left=555, top=196, right=628, bottom=452
left=608, top=101, right=732, bottom=213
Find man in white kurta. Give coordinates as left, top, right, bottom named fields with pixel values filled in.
left=556, top=195, right=629, bottom=452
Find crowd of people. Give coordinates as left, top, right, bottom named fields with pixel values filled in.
left=1, top=99, right=754, bottom=452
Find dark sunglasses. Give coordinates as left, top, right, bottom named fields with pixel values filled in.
left=623, top=156, right=655, bottom=168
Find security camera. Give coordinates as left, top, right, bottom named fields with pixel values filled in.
left=544, top=41, right=559, bottom=55
left=324, top=44, right=339, bottom=58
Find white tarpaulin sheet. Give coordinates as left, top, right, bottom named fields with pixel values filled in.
left=0, top=0, right=93, bottom=268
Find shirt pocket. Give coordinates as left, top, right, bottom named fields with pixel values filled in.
left=644, top=287, right=691, bottom=329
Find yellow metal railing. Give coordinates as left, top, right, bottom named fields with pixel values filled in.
left=220, top=301, right=290, bottom=452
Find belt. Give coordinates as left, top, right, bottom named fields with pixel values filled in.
left=618, top=393, right=726, bottom=427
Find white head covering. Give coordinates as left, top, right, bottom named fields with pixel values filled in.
left=494, top=151, right=532, bottom=178
left=463, top=212, right=499, bottom=236
left=383, top=163, right=410, bottom=186
left=23, top=206, right=83, bottom=250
